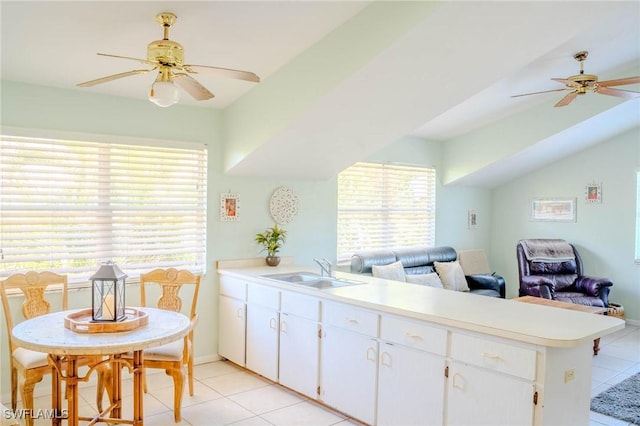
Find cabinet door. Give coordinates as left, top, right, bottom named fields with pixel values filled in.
left=377, top=343, right=445, bottom=426
left=321, top=326, right=378, bottom=425
left=447, top=361, right=535, bottom=426
left=246, top=303, right=279, bottom=381
left=279, top=313, right=319, bottom=398
left=218, top=295, right=246, bottom=366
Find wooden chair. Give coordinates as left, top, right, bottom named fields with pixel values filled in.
left=127, top=268, right=200, bottom=422
left=0, top=271, right=107, bottom=426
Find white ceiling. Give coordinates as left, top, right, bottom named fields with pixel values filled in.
left=0, top=1, right=369, bottom=108
left=2, top=1, right=639, bottom=186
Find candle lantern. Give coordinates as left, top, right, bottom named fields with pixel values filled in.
left=91, top=261, right=127, bottom=322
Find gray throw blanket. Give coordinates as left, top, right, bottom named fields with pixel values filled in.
left=521, top=239, right=575, bottom=263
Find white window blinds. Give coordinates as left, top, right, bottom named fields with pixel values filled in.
left=1, top=134, right=207, bottom=283
left=337, top=162, right=436, bottom=264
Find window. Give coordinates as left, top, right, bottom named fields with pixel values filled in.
left=337, top=162, right=436, bottom=264
left=1, top=132, right=207, bottom=284
left=636, top=170, right=640, bottom=263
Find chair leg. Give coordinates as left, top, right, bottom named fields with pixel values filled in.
left=166, top=366, right=184, bottom=423
left=188, top=357, right=194, bottom=397
left=11, top=367, right=17, bottom=410
left=21, top=375, right=43, bottom=426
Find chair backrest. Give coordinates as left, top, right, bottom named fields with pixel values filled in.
left=516, top=239, right=584, bottom=291
left=0, top=271, right=68, bottom=353
left=139, top=268, right=200, bottom=320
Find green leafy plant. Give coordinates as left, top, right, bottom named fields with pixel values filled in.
left=255, top=224, right=287, bottom=257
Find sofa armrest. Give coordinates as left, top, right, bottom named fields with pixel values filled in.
left=465, top=274, right=506, bottom=298
left=576, top=276, right=612, bottom=306
left=519, top=275, right=554, bottom=299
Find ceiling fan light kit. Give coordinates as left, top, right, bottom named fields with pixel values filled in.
left=512, top=50, right=640, bottom=107
left=77, top=12, right=260, bottom=108
left=149, top=80, right=180, bottom=107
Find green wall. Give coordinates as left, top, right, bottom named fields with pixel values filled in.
left=1, top=81, right=492, bottom=401
left=2, top=80, right=637, bottom=402
left=492, top=127, right=640, bottom=320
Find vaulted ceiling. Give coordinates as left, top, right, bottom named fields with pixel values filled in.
left=2, top=1, right=639, bottom=187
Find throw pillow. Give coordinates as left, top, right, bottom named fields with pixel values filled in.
left=405, top=273, right=444, bottom=288
left=372, top=261, right=406, bottom=282
left=434, top=261, right=469, bottom=292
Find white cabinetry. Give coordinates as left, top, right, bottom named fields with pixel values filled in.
left=218, top=276, right=247, bottom=366
left=246, top=283, right=280, bottom=381
left=446, top=332, right=536, bottom=426
left=377, top=315, right=447, bottom=426
left=279, top=291, right=320, bottom=398
left=320, top=301, right=379, bottom=425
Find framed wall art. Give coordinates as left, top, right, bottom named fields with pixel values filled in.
left=468, top=210, right=478, bottom=229
left=530, top=198, right=576, bottom=222
left=585, top=182, right=602, bottom=203
left=220, top=193, right=240, bottom=221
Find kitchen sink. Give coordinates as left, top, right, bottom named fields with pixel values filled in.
left=262, top=272, right=366, bottom=289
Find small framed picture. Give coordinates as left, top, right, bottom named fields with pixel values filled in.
left=220, top=193, right=240, bottom=221
left=585, top=183, right=602, bottom=203
left=468, top=210, right=477, bottom=229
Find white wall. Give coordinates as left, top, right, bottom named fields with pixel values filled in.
left=491, top=127, right=640, bottom=322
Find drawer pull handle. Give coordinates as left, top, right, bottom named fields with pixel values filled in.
left=365, top=346, right=376, bottom=362
left=381, top=352, right=392, bottom=367
left=481, top=352, right=502, bottom=361
left=345, top=317, right=359, bottom=325
left=452, top=373, right=466, bottom=390
left=280, top=321, right=288, bottom=334
left=405, top=332, right=422, bottom=341
left=269, top=317, right=277, bottom=330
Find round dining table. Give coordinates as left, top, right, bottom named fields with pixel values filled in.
left=12, top=307, right=191, bottom=426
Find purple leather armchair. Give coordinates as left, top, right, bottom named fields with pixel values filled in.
left=516, top=239, right=612, bottom=308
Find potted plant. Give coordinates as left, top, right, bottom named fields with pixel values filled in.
left=255, top=224, right=287, bottom=266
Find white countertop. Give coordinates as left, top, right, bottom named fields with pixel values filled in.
left=218, top=260, right=625, bottom=348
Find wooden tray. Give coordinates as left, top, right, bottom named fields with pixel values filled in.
left=65, top=307, right=149, bottom=333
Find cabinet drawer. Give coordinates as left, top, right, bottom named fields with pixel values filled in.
left=450, top=332, right=537, bottom=380
left=247, top=283, right=280, bottom=309
left=323, top=302, right=378, bottom=337
left=380, top=315, right=447, bottom=356
left=220, top=276, right=246, bottom=300
left=281, top=292, right=320, bottom=320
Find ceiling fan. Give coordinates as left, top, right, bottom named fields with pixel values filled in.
left=511, top=51, right=640, bottom=107
left=77, top=12, right=260, bottom=107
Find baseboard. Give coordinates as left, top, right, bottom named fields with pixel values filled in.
left=194, top=353, right=222, bottom=365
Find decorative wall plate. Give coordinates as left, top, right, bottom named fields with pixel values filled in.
left=269, top=186, right=299, bottom=224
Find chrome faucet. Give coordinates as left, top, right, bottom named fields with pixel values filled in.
left=313, top=258, right=333, bottom=277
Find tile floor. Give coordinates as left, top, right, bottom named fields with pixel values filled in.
left=4, top=324, right=639, bottom=426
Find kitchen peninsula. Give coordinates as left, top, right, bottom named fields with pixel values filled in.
left=217, top=258, right=624, bottom=426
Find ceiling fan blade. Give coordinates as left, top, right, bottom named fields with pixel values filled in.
left=511, top=88, right=567, bottom=98
left=598, top=76, right=640, bottom=87
left=77, top=68, right=155, bottom=87
left=554, top=91, right=578, bottom=107
left=595, top=87, right=640, bottom=100
left=173, top=73, right=214, bottom=100
left=97, top=53, right=158, bottom=67
left=182, top=64, right=260, bottom=83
